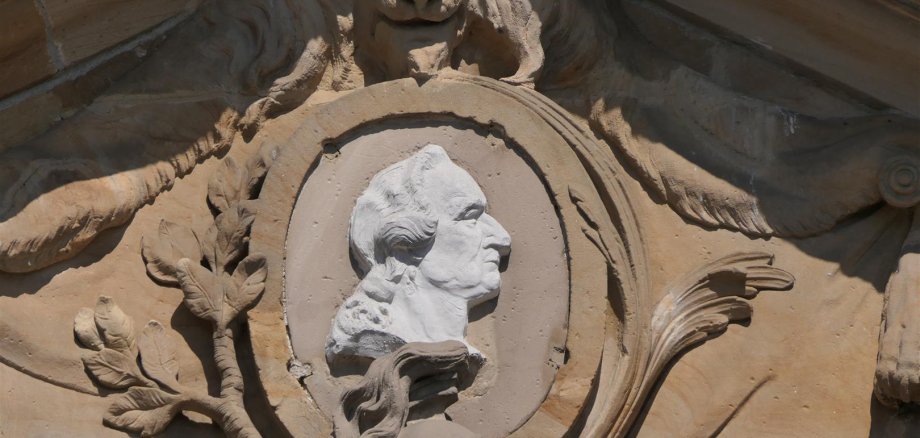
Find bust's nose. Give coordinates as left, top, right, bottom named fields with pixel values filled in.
left=481, top=214, right=511, bottom=256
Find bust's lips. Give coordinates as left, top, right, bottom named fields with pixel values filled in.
left=482, top=249, right=502, bottom=266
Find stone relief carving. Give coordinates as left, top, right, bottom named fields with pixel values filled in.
left=75, top=296, right=259, bottom=437
left=0, top=0, right=605, bottom=274
left=72, top=151, right=273, bottom=436
left=0, top=0, right=916, bottom=435
left=327, top=145, right=511, bottom=360
left=240, top=75, right=795, bottom=436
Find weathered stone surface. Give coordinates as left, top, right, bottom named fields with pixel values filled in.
left=41, top=0, right=198, bottom=65
left=0, top=1, right=918, bottom=437
left=654, top=0, right=920, bottom=117
left=0, top=0, right=56, bottom=97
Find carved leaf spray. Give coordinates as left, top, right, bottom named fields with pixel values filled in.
left=75, top=153, right=272, bottom=437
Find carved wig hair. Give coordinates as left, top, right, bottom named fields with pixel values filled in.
left=349, top=144, right=451, bottom=285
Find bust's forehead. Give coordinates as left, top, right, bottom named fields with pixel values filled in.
left=421, top=160, right=486, bottom=211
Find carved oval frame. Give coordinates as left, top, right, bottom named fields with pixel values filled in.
left=248, top=73, right=648, bottom=436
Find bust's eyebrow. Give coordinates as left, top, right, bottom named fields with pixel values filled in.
left=452, top=197, right=486, bottom=218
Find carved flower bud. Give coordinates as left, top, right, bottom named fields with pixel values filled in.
left=74, top=307, right=104, bottom=351
left=94, top=296, right=137, bottom=354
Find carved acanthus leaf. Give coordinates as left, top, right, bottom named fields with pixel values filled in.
left=650, top=258, right=793, bottom=360
left=76, top=294, right=262, bottom=437
left=597, top=253, right=793, bottom=437
left=117, top=152, right=272, bottom=436
left=76, top=297, right=153, bottom=390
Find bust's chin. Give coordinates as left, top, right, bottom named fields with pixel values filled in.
left=461, top=276, right=502, bottom=307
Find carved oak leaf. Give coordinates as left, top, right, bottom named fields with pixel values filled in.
left=94, top=296, right=137, bottom=354
left=74, top=307, right=104, bottom=351
left=142, top=220, right=203, bottom=286
left=176, top=258, right=224, bottom=326
left=204, top=205, right=256, bottom=274
left=208, top=157, right=248, bottom=214
left=104, top=387, right=186, bottom=438
left=244, top=152, right=273, bottom=193
left=138, top=321, right=182, bottom=393
left=82, top=348, right=151, bottom=389
left=226, top=254, right=267, bottom=319
left=175, top=254, right=267, bottom=329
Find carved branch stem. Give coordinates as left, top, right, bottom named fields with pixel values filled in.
left=183, top=391, right=258, bottom=438
left=214, top=327, right=245, bottom=399
left=208, top=325, right=259, bottom=437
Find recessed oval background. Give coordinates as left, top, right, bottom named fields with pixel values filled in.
left=284, top=118, right=569, bottom=437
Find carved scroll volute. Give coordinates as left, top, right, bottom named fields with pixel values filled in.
left=880, top=156, right=920, bottom=209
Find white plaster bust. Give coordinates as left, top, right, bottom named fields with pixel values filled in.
left=325, top=144, right=511, bottom=360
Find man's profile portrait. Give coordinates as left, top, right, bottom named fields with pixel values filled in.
left=326, top=144, right=511, bottom=360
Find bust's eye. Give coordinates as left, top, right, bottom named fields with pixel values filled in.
left=458, top=205, right=484, bottom=221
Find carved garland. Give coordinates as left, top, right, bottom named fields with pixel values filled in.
left=74, top=153, right=272, bottom=437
